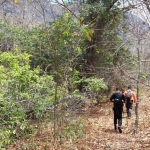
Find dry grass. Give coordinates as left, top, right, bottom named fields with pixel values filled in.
left=7, top=87, right=150, bottom=150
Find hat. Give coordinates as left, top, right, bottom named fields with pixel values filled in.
left=128, top=85, right=131, bottom=89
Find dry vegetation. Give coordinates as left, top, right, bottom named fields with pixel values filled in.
left=7, top=86, right=150, bottom=150
left=0, top=1, right=150, bottom=150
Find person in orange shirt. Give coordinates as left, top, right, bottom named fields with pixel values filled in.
left=124, top=85, right=137, bottom=118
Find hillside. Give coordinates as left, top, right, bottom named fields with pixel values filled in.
left=0, top=0, right=80, bottom=27
left=0, top=0, right=149, bottom=29
left=1, top=0, right=150, bottom=57
left=7, top=86, right=150, bottom=150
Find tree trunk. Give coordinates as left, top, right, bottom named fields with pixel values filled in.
left=134, top=39, right=141, bottom=134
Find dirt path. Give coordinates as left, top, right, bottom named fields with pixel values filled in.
left=74, top=94, right=150, bottom=150
left=7, top=88, right=150, bottom=150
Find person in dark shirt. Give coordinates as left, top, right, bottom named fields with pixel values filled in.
left=110, top=87, right=125, bottom=133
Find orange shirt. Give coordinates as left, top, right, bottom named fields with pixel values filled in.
left=124, top=90, right=137, bottom=103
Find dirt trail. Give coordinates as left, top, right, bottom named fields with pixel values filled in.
left=7, top=88, right=150, bottom=150
left=74, top=92, right=150, bottom=150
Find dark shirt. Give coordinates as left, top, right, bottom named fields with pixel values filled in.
left=110, top=92, right=125, bottom=108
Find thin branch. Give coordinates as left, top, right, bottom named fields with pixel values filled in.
left=55, top=0, right=79, bottom=19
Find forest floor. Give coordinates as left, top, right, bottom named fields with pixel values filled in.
left=7, top=86, right=150, bottom=150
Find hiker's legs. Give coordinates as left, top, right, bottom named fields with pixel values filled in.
left=118, top=125, right=122, bottom=133
left=128, top=102, right=133, bottom=117
left=118, top=118, right=122, bottom=127
left=118, top=108, right=123, bottom=125
left=118, top=108, right=123, bottom=133
left=117, top=117, right=122, bottom=133
left=114, top=107, right=123, bottom=133
left=114, top=113, right=117, bottom=130
left=126, top=103, right=130, bottom=117
left=126, top=101, right=133, bottom=117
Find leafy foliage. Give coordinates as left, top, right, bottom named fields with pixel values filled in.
left=80, top=2, right=124, bottom=67
left=0, top=51, right=62, bottom=148
left=0, top=0, right=140, bottom=148
left=61, top=120, right=85, bottom=140
left=84, top=77, right=107, bottom=92
left=15, top=13, right=90, bottom=74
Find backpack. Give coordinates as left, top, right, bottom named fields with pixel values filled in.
left=114, top=98, right=120, bottom=103
left=126, top=91, right=131, bottom=100
left=114, top=92, right=122, bottom=104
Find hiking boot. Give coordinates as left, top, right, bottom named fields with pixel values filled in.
left=118, top=126, right=122, bottom=133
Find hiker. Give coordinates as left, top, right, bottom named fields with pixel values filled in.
left=124, top=85, right=137, bottom=118
left=110, top=87, right=125, bottom=133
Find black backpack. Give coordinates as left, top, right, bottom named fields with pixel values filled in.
left=114, top=98, right=120, bottom=103
left=114, top=92, right=122, bottom=104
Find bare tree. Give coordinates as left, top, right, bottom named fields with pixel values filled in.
left=121, top=0, right=150, bottom=133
